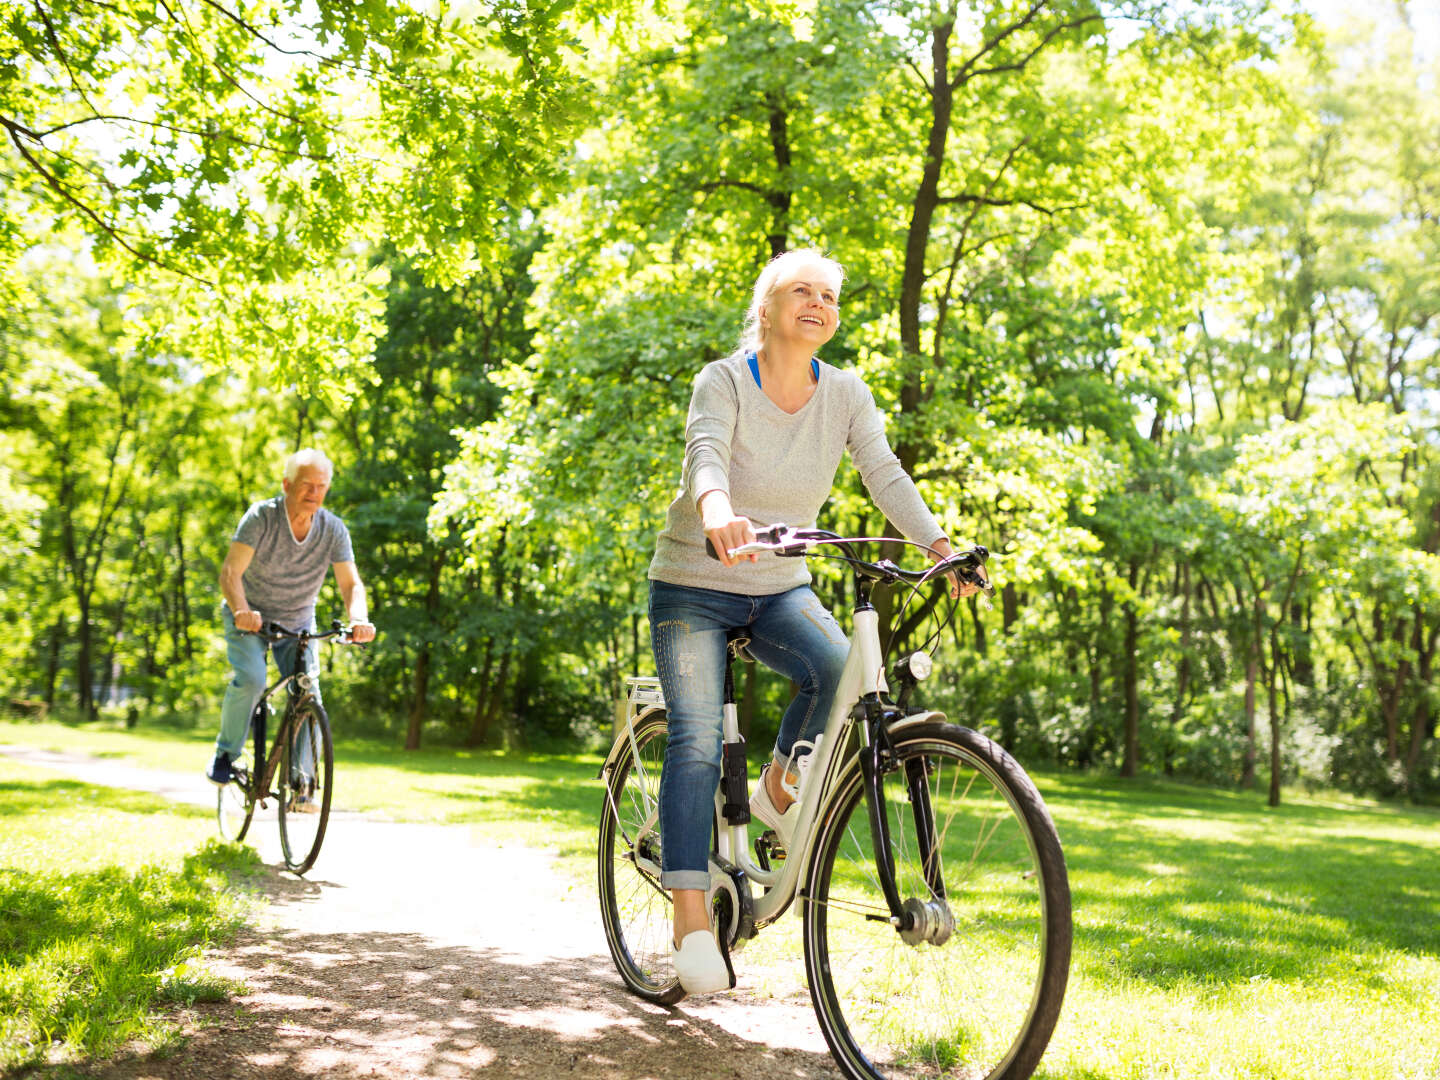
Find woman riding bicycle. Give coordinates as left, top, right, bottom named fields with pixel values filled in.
left=647, top=249, right=986, bottom=995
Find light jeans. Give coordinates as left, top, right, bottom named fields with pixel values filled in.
left=649, top=580, right=848, bottom=890
left=215, top=607, right=323, bottom=775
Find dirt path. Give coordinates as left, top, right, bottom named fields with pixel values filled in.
left=1, top=745, right=838, bottom=1080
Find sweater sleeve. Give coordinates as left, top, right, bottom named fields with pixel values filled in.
left=681, top=362, right=739, bottom=508
left=847, top=377, right=946, bottom=548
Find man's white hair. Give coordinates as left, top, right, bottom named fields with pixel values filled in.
left=283, top=448, right=334, bottom=483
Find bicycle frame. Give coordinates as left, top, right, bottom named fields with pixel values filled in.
left=246, top=639, right=320, bottom=804
left=604, top=598, right=947, bottom=938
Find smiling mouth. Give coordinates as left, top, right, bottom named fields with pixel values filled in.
left=800, top=316, right=824, bottom=325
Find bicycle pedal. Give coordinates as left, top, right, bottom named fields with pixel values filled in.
left=755, top=832, right=787, bottom=866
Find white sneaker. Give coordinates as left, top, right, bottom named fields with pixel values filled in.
left=671, top=930, right=730, bottom=995
left=749, top=764, right=799, bottom=849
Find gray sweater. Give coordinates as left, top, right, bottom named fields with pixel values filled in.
left=648, top=352, right=946, bottom=595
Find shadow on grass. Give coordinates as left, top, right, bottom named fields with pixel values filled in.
left=1037, top=774, right=1440, bottom=991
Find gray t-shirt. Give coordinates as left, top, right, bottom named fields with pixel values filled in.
left=231, top=496, right=354, bottom=631
left=648, top=352, right=946, bottom=596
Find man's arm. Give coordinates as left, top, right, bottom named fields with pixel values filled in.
left=332, top=561, right=376, bottom=642
left=220, top=541, right=263, bottom=632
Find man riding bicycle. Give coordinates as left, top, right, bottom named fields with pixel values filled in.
left=206, top=448, right=377, bottom=787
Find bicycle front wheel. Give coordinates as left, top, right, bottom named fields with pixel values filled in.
left=216, top=769, right=255, bottom=843
left=217, top=712, right=262, bottom=843
left=597, top=711, right=684, bottom=1004
left=803, top=722, right=1071, bottom=1080
left=278, top=699, right=333, bottom=875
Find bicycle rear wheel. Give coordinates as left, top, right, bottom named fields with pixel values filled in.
left=803, top=722, right=1071, bottom=1080
left=597, top=711, right=684, bottom=1004
left=278, top=699, right=333, bottom=875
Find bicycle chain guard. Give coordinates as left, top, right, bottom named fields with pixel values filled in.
left=708, top=854, right=755, bottom=951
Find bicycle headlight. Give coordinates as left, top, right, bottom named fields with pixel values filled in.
left=904, top=651, right=933, bottom=681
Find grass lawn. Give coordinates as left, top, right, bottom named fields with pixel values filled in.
left=0, top=752, right=263, bottom=1073
left=3, top=717, right=1438, bottom=1079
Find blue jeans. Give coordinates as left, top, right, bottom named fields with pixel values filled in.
left=215, top=608, right=322, bottom=772
left=649, top=580, right=848, bottom=890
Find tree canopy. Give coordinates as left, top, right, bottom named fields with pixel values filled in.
left=2, top=0, right=1437, bottom=804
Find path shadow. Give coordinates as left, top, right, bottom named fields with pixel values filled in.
left=24, top=927, right=838, bottom=1080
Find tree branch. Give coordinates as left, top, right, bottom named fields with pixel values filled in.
left=4, top=122, right=211, bottom=284
left=33, top=112, right=335, bottom=161
left=935, top=191, right=1088, bottom=216
left=954, top=9, right=1104, bottom=88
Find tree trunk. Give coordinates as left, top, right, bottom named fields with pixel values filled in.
left=466, top=639, right=497, bottom=747
left=763, top=91, right=792, bottom=259
left=43, top=616, right=63, bottom=707
left=1267, top=627, right=1283, bottom=807
left=1167, top=562, right=1193, bottom=777
left=1242, top=644, right=1258, bottom=788
left=405, top=645, right=430, bottom=751
left=1120, top=561, right=1140, bottom=778
left=1405, top=612, right=1437, bottom=791
left=404, top=550, right=445, bottom=750
left=174, top=513, right=193, bottom=662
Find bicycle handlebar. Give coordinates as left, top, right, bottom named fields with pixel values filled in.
left=707, top=524, right=992, bottom=593
left=248, top=621, right=365, bottom=645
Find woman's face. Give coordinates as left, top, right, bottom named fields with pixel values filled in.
left=762, top=268, right=840, bottom=350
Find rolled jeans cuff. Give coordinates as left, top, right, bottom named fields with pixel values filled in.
left=660, top=869, right=712, bottom=892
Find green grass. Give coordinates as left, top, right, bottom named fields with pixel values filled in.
left=1035, top=774, right=1440, bottom=1080
left=0, top=717, right=605, bottom=875
left=3, top=718, right=1438, bottom=1079
left=0, top=755, right=262, bottom=1073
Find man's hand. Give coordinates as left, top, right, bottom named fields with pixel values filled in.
left=233, top=609, right=263, bottom=633
left=349, top=621, right=376, bottom=644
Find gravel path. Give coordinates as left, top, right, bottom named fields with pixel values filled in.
left=1, top=745, right=838, bottom=1079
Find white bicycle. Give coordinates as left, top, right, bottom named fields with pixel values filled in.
left=597, top=526, right=1072, bottom=1080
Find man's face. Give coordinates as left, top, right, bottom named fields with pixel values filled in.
left=283, top=465, right=331, bottom=514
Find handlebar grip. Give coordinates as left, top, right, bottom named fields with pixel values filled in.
left=705, top=539, right=720, bottom=560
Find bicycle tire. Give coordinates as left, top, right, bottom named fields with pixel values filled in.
left=217, top=708, right=263, bottom=843
left=277, top=698, right=333, bottom=875
left=803, top=721, right=1071, bottom=1080
left=216, top=773, right=255, bottom=842
left=597, top=710, right=685, bottom=1004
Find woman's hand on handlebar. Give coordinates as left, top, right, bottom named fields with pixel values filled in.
left=349, top=621, right=376, bottom=644
left=928, top=538, right=989, bottom=600
left=233, top=608, right=263, bottom=633
left=699, top=491, right=758, bottom=567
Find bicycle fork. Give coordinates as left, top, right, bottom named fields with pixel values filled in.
left=858, top=704, right=955, bottom=947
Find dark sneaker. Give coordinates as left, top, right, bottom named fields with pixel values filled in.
left=206, top=751, right=233, bottom=786
left=291, top=777, right=318, bottom=813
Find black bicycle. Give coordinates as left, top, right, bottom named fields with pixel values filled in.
left=216, top=621, right=355, bottom=874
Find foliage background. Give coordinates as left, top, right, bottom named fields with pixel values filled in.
left=1, top=0, right=1436, bottom=802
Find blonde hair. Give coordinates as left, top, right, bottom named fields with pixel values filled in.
left=283, top=448, right=334, bottom=483
left=738, top=249, right=845, bottom=353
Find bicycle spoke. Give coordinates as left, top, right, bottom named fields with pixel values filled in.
left=804, top=725, right=1070, bottom=1080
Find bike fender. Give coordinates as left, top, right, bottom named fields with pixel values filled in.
left=887, top=709, right=947, bottom=737
left=597, top=705, right=665, bottom=778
